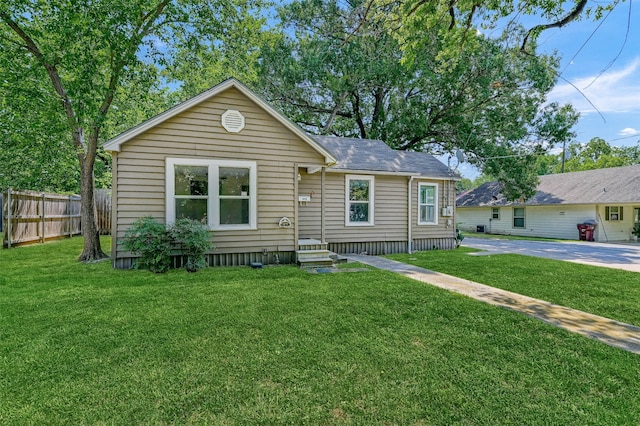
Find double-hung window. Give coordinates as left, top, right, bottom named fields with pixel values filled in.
left=418, top=183, right=438, bottom=225
left=167, top=158, right=257, bottom=230
left=513, top=207, right=525, bottom=228
left=346, top=175, right=374, bottom=226
left=491, top=207, right=500, bottom=220
left=605, top=206, right=623, bottom=221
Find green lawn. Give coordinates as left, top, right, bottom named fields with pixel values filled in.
left=1, top=237, right=639, bottom=424
left=388, top=247, right=640, bottom=327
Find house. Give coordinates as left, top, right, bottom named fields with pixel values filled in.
left=456, top=165, right=640, bottom=242
left=104, top=78, right=460, bottom=269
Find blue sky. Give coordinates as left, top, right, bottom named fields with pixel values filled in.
left=456, top=1, right=639, bottom=179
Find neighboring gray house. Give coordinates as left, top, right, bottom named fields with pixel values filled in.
left=456, top=165, right=640, bottom=242
left=104, top=78, right=460, bottom=268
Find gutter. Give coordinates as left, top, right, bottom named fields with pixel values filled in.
left=408, top=176, right=415, bottom=254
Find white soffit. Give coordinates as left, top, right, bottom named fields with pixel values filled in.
left=221, top=109, right=245, bottom=133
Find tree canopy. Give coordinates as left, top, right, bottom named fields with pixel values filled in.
left=536, top=137, right=640, bottom=174
left=256, top=0, right=580, bottom=200
left=0, top=0, right=617, bottom=261
left=0, top=0, right=261, bottom=260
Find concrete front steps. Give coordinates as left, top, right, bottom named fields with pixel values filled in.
left=297, top=239, right=347, bottom=268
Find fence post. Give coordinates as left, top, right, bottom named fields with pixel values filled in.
left=6, top=188, right=12, bottom=249
left=68, top=195, right=72, bottom=237
left=41, top=193, right=46, bottom=244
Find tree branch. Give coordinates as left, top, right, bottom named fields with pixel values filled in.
left=0, top=10, right=82, bottom=150
left=521, top=0, right=588, bottom=51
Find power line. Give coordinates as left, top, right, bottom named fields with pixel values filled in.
left=583, top=0, right=633, bottom=89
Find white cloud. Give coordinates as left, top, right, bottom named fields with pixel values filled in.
left=619, top=127, right=640, bottom=136
left=549, top=58, right=640, bottom=115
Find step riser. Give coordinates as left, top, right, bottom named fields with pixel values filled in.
left=299, top=244, right=328, bottom=251
left=296, top=248, right=337, bottom=268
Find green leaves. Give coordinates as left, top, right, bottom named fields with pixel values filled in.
left=122, top=217, right=213, bottom=273
left=256, top=0, right=579, bottom=200
left=122, top=216, right=173, bottom=273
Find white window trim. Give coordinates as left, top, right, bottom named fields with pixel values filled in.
left=418, top=182, right=438, bottom=225
left=513, top=207, right=526, bottom=228
left=491, top=207, right=500, bottom=220
left=166, top=158, right=257, bottom=231
left=345, top=174, right=375, bottom=226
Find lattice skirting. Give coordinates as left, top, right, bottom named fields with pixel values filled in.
left=113, top=251, right=296, bottom=270
left=113, top=238, right=457, bottom=269
left=329, top=238, right=457, bottom=255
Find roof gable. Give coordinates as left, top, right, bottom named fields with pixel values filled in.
left=103, top=78, right=336, bottom=165
left=457, top=165, right=640, bottom=207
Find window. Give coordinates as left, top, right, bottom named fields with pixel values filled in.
left=167, top=158, right=257, bottom=230
left=513, top=207, right=525, bottom=228
left=491, top=207, right=500, bottom=220
left=605, top=206, right=624, bottom=221
left=346, top=175, right=374, bottom=226
left=418, top=183, right=438, bottom=225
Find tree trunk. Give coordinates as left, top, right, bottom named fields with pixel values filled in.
left=78, top=153, right=107, bottom=262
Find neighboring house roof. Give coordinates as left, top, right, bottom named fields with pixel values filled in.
left=103, top=78, right=337, bottom=166
left=313, top=136, right=460, bottom=180
left=457, top=164, right=640, bottom=207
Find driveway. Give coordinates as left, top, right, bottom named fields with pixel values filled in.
left=462, top=237, right=640, bottom=273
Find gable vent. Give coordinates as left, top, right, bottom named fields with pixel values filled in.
left=221, top=109, right=245, bottom=133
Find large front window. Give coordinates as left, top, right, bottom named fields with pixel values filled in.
left=418, top=183, right=438, bottom=225
left=346, top=175, right=374, bottom=226
left=167, top=158, right=257, bottom=230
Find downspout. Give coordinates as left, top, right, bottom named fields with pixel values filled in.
left=294, top=163, right=299, bottom=250
left=321, top=167, right=326, bottom=243
left=110, top=151, right=118, bottom=262
left=408, top=176, right=415, bottom=254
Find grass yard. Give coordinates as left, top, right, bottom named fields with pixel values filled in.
left=388, top=247, right=640, bottom=327
left=1, top=237, right=639, bottom=424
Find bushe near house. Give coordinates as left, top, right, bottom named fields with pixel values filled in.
left=104, top=78, right=460, bottom=269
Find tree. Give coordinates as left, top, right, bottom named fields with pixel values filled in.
left=559, top=138, right=640, bottom=172
left=0, top=0, right=258, bottom=261
left=257, top=0, right=579, bottom=200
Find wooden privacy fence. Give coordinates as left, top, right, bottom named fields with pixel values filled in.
left=1, top=188, right=112, bottom=248
left=95, top=189, right=112, bottom=235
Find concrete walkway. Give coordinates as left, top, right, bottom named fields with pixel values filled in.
left=346, top=254, right=640, bottom=354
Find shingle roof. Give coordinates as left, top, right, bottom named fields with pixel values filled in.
left=457, top=164, right=640, bottom=207
left=313, top=136, right=459, bottom=179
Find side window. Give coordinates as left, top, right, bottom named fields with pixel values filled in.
left=491, top=207, right=500, bottom=220
left=418, top=183, right=438, bottom=225
left=346, top=175, right=374, bottom=226
left=605, top=206, right=623, bottom=221
left=513, top=207, right=525, bottom=228
left=167, top=158, right=257, bottom=230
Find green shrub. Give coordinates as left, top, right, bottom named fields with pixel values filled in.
left=170, top=218, right=212, bottom=272
left=122, top=216, right=172, bottom=273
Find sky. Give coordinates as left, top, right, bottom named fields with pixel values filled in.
left=455, top=0, right=639, bottom=179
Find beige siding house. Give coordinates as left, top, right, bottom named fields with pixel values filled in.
left=457, top=165, right=640, bottom=242
left=104, top=79, right=459, bottom=268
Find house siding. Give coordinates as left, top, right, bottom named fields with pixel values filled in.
left=298, top=172, right=457, bottom=252
left=411, top=179, right=457, bottom=240
left=112, top=87, right=326, bottom=268
left=457, top=205, right=599, bottom=240
left=459, top=203, right=640, bottom=242
left=595, top=204, right=639, bottom=241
